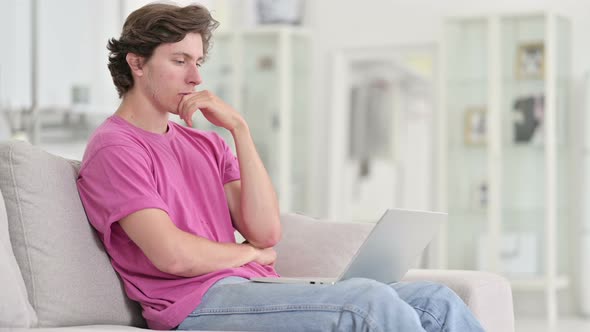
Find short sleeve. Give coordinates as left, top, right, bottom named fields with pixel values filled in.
left=214, top=134, right=240, bottom=185
left=77, top=145, right=169, bottom=247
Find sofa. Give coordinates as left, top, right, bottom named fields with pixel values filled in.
left=0, top=140, right=514, bottom=332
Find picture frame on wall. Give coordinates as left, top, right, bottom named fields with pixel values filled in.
left=464, top=107, right=487, bottom=146
left=515, top=42, right=545, bottom=80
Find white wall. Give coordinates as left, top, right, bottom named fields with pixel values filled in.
left=0, top=0, right=121, bottom=112
left=0, top=0, right=212, bottom=114
left=0, top=0, right=32, bottom=108
left=39, top=1, right=121, bottom=110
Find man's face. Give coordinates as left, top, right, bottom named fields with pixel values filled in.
left=140, top=32, right=204, bottom=114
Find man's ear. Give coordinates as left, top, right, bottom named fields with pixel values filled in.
left=126, top=53, right=145, bottom=76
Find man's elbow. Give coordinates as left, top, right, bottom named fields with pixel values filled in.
left=265, top=228, right=282, bottom=247
left=151, top=246, right=198, bottom=277
left=250, top=225, right=282, bottom=248
left=153, top=254, right=186, bottom=276
left=157, top=256, right=209, bottom=277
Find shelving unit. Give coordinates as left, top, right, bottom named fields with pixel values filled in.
left=195, top=26, right=311, bottom=213
left=438, top=13, right=571, bottom=324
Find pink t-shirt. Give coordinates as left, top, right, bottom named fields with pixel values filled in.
left=76, top=115, right=279, bottom=330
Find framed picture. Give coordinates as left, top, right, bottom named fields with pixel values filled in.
left=464, top=107, right=487, bottom=146
left=512, top=94, right=544, bottom=145
left=515, top=42, right=545, bottom=79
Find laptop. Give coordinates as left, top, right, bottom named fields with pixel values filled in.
left=250, top=208, right=445, bottom=285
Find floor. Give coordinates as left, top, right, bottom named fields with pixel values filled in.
left=516, top=317, right=590, bottom=332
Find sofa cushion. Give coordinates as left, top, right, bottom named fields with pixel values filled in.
left=0, top=141, right=144, bottom=327
left=0, top=187, right=38, bottom=327
left=274, top=213, right=374, bottom=277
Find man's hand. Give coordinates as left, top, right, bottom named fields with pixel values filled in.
left=251, top=245, right=277, bottom=266
left=177, top=90, right=244, bottom=130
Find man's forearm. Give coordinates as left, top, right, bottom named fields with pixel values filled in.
left=230, top=120, right=281, bottom=247
left=168, top=229, right=258, bottom=277
left=118, top=208, right=270, bottom=278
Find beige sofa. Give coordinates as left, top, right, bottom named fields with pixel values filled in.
left=0, top=140, right=514, bottom=332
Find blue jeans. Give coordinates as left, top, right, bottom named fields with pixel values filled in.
left=176, top=277, right=484, bottom=332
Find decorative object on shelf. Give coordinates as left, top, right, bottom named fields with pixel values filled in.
left=463, top=107, right=486, bottom=146
left=515, top=42, right=545, bottom=79
left=257, top=55, right=275, bottom=70
left=256, top=0, right=305, bottom=25
left=512, top=94, right=545, bottom=144
left=472, top=179, right=488, bottom=209
left=71, top=84, right=90, bottom=105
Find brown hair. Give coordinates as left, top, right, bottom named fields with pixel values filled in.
left=107, top=3, right=219, bottom=97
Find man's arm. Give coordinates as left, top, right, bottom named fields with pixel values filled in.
left=178, top=91, right=282, bottom=248
left=224, top=121, right=281, bottom=249
left=119, top=208, right=277, bottom=277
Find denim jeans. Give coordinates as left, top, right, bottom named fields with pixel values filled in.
left=176, top=277, right=485, bottom=332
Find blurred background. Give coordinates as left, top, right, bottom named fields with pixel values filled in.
left=1, top=0, right=590, bottom=330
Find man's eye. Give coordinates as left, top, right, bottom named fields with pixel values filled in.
left=196, top=63, right=202, bottom=68
left=175, top=60, right=185, bottom=65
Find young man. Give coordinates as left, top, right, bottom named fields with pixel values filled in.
left=77, top=3, right=484, bottom=332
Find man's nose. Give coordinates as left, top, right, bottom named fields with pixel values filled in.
left=187, top=64, right=202, bottom=86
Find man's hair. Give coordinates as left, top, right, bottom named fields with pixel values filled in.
left=107, top=3, right=219, bottom=97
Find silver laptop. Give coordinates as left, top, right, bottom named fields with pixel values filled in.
left=250, top=208, right=445, bottom=285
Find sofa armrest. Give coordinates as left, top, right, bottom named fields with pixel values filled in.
left=402, top=269, right=514, bottom=332
left=275, top=213, right=515, bottom=332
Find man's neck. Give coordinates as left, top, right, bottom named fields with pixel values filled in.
left=115, top=90, right=170, bottom=134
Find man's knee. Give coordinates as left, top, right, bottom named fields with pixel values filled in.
left=419, top=281, right=463, bottom=304
left=339, top=278, right=405, bottom=313
left=395, top=281, right=466, bottom=310
left=341, top=279, right=424, bottom=330
left=391, top=281, right=484, bottom=331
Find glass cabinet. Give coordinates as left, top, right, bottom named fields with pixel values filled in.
left=195, top=26, right=311, bottom=213
left=439, top=13, right=571, bottom=323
